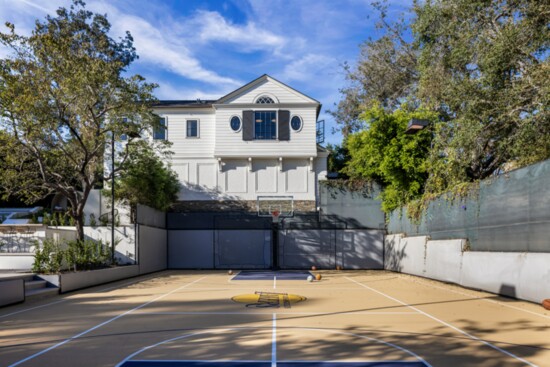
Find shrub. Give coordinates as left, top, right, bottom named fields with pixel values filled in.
left=32, top=239, right=63, bottom=274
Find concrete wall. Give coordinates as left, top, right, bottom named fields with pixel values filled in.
left=84, top=226, right=136, bottom=265
left=0, top=254, right=36, bottom=271
left=138, top=225, right=167, bottom=274
left=0, top=279, right=24, bottom=306
left=39, top=265, right=139, bottom=293
left=385, top=234, right=550, bottom=304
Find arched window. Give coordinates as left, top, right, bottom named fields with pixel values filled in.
left=255, top=95, right=275, bottom=104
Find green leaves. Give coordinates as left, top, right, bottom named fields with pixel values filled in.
left=343, top=104, right=436, bottom=212
left=0, top=1, right=159, bottom=240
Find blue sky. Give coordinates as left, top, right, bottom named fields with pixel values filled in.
left=0, top=0, right=413, bottom=145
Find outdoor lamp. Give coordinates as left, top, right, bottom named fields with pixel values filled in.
left=405, top=118, right=429, bottom=134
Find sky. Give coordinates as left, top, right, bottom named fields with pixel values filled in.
left=0, top=0, right=413, bottom=145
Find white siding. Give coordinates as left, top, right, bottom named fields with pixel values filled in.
left=226, top=79, right=313, bottom=104
left=214, top=106, right=318, bottom=157
left=155, top=109, right=215, bottom=158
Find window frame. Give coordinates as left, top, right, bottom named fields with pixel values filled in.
left=186, top=119, right=200, bottom=138
left=153, top=116, right=167, bottom=140
left=253, top=110, right=278, bottom=140
left=290, top=115, right=303, bottom=132
left=230, top=115, right=242, bottom=133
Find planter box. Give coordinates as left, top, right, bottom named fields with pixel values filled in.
left=0, top=279, right=24, bottom=306
left=38, top=265, right=139, bottom=293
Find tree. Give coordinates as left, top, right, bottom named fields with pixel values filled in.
left=414, top=0, right=550, bottom=189
left=114, top=141, right=180, bottom=220
left=326, top=143, right=349, bottom=176
left=343, top=104, right=436, bottom=212
left=330, top=1, right=418, bottom=135
left=0, top=1, right=162, bottom=240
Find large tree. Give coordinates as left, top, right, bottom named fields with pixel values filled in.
left=415, top=0, right=550, bottom=190
left=0, top=1, right=163, bottom=240
left=343, top=104, right=436, bottom=212
left=330, top=2, right=418, bottom=135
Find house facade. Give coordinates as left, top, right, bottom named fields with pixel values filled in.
left=152, top=75, right=328, bottom=213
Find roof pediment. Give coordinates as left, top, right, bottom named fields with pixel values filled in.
left=215, top=74, right=320, bottom=105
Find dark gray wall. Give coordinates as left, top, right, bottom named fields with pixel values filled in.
left=279, top=229, right=384, bottom=269
left=0, top=279, right=24, bottom=306
left=136, top=205, right=168, bottom=274
left=319, top=183, right=385, bottom=229
left=169, top=230, right=214, bottom=268
left=388, top=159, right=550, bottom=252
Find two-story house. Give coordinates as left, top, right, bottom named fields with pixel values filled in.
left=152, top=74, right=328, bottom=214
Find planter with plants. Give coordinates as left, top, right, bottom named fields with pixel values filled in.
left=33, top=238, right=139, bottom=293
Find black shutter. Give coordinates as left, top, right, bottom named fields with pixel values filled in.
left=243, top=110, right=254, bottom=141
left=278, top=110, right=290, bottom=141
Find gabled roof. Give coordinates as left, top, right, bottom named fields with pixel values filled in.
left=215, top=74, right=321, bottom=105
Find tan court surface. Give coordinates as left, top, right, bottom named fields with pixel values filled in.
left=1, top=270, right=549, bottom=367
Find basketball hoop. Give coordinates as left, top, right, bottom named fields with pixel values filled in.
left=271, top=210, right=280, bottom=223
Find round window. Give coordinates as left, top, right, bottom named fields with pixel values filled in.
left=291, top=116, right=302, bottom=131
left=230, top=116, right=241, bottom=132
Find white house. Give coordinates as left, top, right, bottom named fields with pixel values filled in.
left=152, top=74, right=328, bottom=213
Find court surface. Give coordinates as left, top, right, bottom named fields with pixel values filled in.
left=1, top=270, right=549, bottom=367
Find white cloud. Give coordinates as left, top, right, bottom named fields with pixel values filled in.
left=86, top=2, right=242, bottom=88
left=282, top=53, right=336, bottom=82
left=185, top=10, right=286, bottom=52
left=155, top=82, right=228, bottom=101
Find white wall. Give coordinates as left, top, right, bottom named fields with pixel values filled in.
left=157, top=109, right=216, bottom=158
left=214, top=106, right=318, bottom=158
left=385, top=234, right=550, bottom=304
left=175, top=157, right=320, bottom=201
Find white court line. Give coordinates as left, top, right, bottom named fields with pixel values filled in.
left=346, top=277, right=538, bottom=367
left=0, top=272, right=162, bottom=320
left=8, top=276, right=207, bottom=367
left=116, top=326, right=430, bottom=367
left=137, top=311, right=418, bottom=316
left=400, top=275, right=550, bottom=321
left=273, top=276, right=277, bottom=289
left=0, top=299, right=68, bottom=320
left=272, top=313, right=277, bottom=367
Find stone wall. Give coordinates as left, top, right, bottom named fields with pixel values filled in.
left=170, top=200, right=316, bottom=213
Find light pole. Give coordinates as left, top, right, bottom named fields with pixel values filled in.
left=111, top=131, right=115, bottom=264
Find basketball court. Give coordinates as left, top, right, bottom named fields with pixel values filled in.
left=1, top=270, right=549, bottom=367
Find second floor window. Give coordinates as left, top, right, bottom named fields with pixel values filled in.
left=153, top=117, right=166, bottom=140
left=187, top=120, right=199, bottom=138
left=254, top=111, right=276, bottom=140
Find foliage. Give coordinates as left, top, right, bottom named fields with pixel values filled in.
left=89, top=213, right=97, bottom=227
left=113, top=140, right=180, bottom=216
left=326, top=143, right=349, bottom=176
left=329, top=1, right=418, bottom=135
left=64, top=239, right=111, bottom=271
left=0, top=1, right=163, bottom=241
left=333, top=0, right=549, bottom=220
left=32, top=239, right=64, bottom=274
left=321, top=179, right=377, bottom=199
left=32, top=238, right=112, bottom=274
left=343, top=104, right=436, bottom=213
left=414, top=0, right=550, bottom=187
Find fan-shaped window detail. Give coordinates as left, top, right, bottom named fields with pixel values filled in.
left=256, top=96, right=275, bottom=104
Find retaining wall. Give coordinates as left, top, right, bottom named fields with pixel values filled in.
left=39, top=265, right=140, bottom=293
left=0, top=279, right=24, bottom=306
left=385, top=234, right=550, bottom=304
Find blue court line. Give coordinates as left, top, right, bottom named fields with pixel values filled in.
left=120, top=361, right=427, bottom=366
left=232, top=271, right=312, bottom=280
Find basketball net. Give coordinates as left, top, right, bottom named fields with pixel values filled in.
left=271, top=210, right=280, bottom=223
